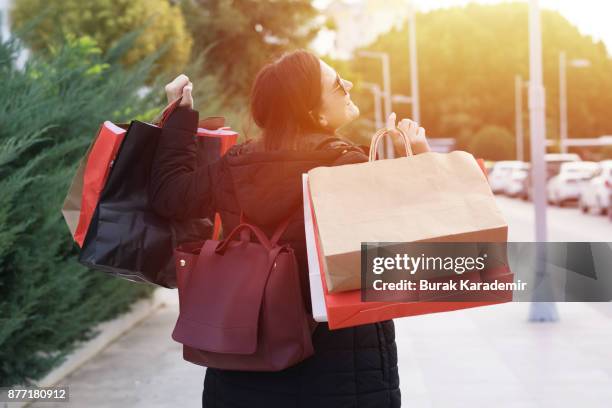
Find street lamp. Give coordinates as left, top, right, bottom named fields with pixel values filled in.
left=515, top=75, right=529, bottom=161
left=392, top=94, right=415, bottom=154
left=559, top=51, right=591, bottom=153
left=361, top=83, right=412, bottom=155
left=391, top=94, right=413, bottom=105
left=361, top=82, right=384, bottom=130
left=407, top=0, right=420, bottom=124
left=528, top=0, right=558, bottom=322
left=358, top=51, right=393, bottom=158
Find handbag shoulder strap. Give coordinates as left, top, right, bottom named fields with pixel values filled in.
left=239, top=210, right=294, bottom=248
left=270, top=216, right=292, bottom=247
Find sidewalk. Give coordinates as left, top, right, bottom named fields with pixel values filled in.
left=395, top=301, right=612, bottom=407
left=30, top=294, right=612, bottom=408
left=30, top=293, right=203, bottom=408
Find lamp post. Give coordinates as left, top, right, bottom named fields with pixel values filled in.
left=358, top=51, right=393, bottom=158
left=559, top=52, right=591, bottom=153
left=528, top=0, right=558, bottom=322
left=407, top=0, right=420, bottom=123
left=392, top=94, right=413, bottom=105
left=515, top=75, right=528, bottom=162
left=362, top=82, right=384, bottom=130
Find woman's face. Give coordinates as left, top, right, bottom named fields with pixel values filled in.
left=316, top=59, right=360, bottom=130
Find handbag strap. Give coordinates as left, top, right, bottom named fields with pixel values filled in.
left=223, top=211, right=293, bottom=251
left=269, top=217, right=292, bottom=247
left=215, top=223, right=274, bottom=253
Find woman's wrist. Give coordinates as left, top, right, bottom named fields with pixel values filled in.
left=163, top=106, right=199, bottom=133
left=411, top=139, right=431, bottom=155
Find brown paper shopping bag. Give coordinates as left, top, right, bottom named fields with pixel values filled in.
left=307, top=128, right=508, bottom=293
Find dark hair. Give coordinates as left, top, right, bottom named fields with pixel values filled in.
left=250, top=50, right=327, bottom=151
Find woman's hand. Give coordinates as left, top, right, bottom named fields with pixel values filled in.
left=164, top=74, right=194, bottom=109
left=386, top=112, right=431, bottom=155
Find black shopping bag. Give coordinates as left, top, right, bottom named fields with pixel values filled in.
left=78, top=102, right=233, bottom=288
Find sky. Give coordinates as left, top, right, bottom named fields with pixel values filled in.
left=0, top=0, right=10, bottom=40
left=314, top=0, right=612, bottom=54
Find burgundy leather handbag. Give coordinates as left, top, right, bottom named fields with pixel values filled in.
left=171, top=217, right=314, bottom=371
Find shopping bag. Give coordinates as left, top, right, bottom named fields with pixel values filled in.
left=77, top=100, right=238, bottom=287
left=73, top=122, right=127, bottom=247
left=62, top=122, right=124, bottom=244
left=304, top=173, right=513, bottom=329
left=303, top=174, right=327, bottom=322
left=307, top=128, right=508, bottom=293
left=61, top=101, right=183, bottom=244
left=62, top=115, right=237, bottom=248
left=62, top=150, right=89, bottom=240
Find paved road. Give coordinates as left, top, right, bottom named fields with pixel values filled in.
left=495, top=195, right=612, bottom=241
left=28, top=195, right=612, bottom=408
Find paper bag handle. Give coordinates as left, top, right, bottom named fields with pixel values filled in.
left=368, top=127, right=413, bottom=162
left=153, top=97, right=183, bottom=127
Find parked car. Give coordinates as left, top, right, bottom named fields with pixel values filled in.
left=547, top=161, right=599, bottom=206
left=504, top=165, right=531, bottom=198
left=483, top=160, right=495, bottom=177
left=489, top=161, right=528, bottom=194
left=579, top=160, right=612, bottom=215
left=526, top=153, right=582, bottom=201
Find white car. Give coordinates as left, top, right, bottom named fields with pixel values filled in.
left=579, top=160, right=612, bottom=215
left=489, top=161, right=528, bottom=194
left=525, top=153, right=582, bottom=201
left=503, top=167, right=530, bottom=198
left=547, top=161, right=600, bottom=206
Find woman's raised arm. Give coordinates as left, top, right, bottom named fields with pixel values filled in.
left=148, top=75, right=215, bottom=221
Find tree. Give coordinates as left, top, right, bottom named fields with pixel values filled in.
left=350, top=3, right=612, bottom=147
left=10, top=0, right=192, bottom=76
left=0, top=32, right=162, bottom=387
left=601, top=146, right=612, bottom=160
left=468, top=126, right=515, bottom=161
left=181, top=0, right=322, bottom=99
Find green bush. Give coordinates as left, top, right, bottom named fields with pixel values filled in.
left=601, top=145, right=612, bottom=160
left=467, top=125, right=516, bottom=161
left=0, top=32, right=164, bottom=387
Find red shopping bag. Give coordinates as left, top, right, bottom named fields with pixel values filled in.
left=73, top=122, right=127, bottom=246
left=303, top=157, right=513, bottom=330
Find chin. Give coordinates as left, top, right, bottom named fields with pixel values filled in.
left=346, top=102, right=360, bottom=121
left=333, top=102, right=360, bottom=129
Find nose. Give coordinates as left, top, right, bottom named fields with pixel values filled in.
left=343, top=79, right=353, bottom=92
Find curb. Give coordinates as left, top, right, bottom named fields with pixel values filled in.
left=4, top=287, right=177, bottom=408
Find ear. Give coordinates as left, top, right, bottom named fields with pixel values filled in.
left=309, top=110, right=328, bottom=128
left=318, top=115, right=329, bottom=127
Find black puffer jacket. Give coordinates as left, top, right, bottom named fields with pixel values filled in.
left=149, top=107, right=400, bottom=408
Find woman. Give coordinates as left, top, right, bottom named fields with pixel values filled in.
left=149, top=50, right=430, bottom=408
